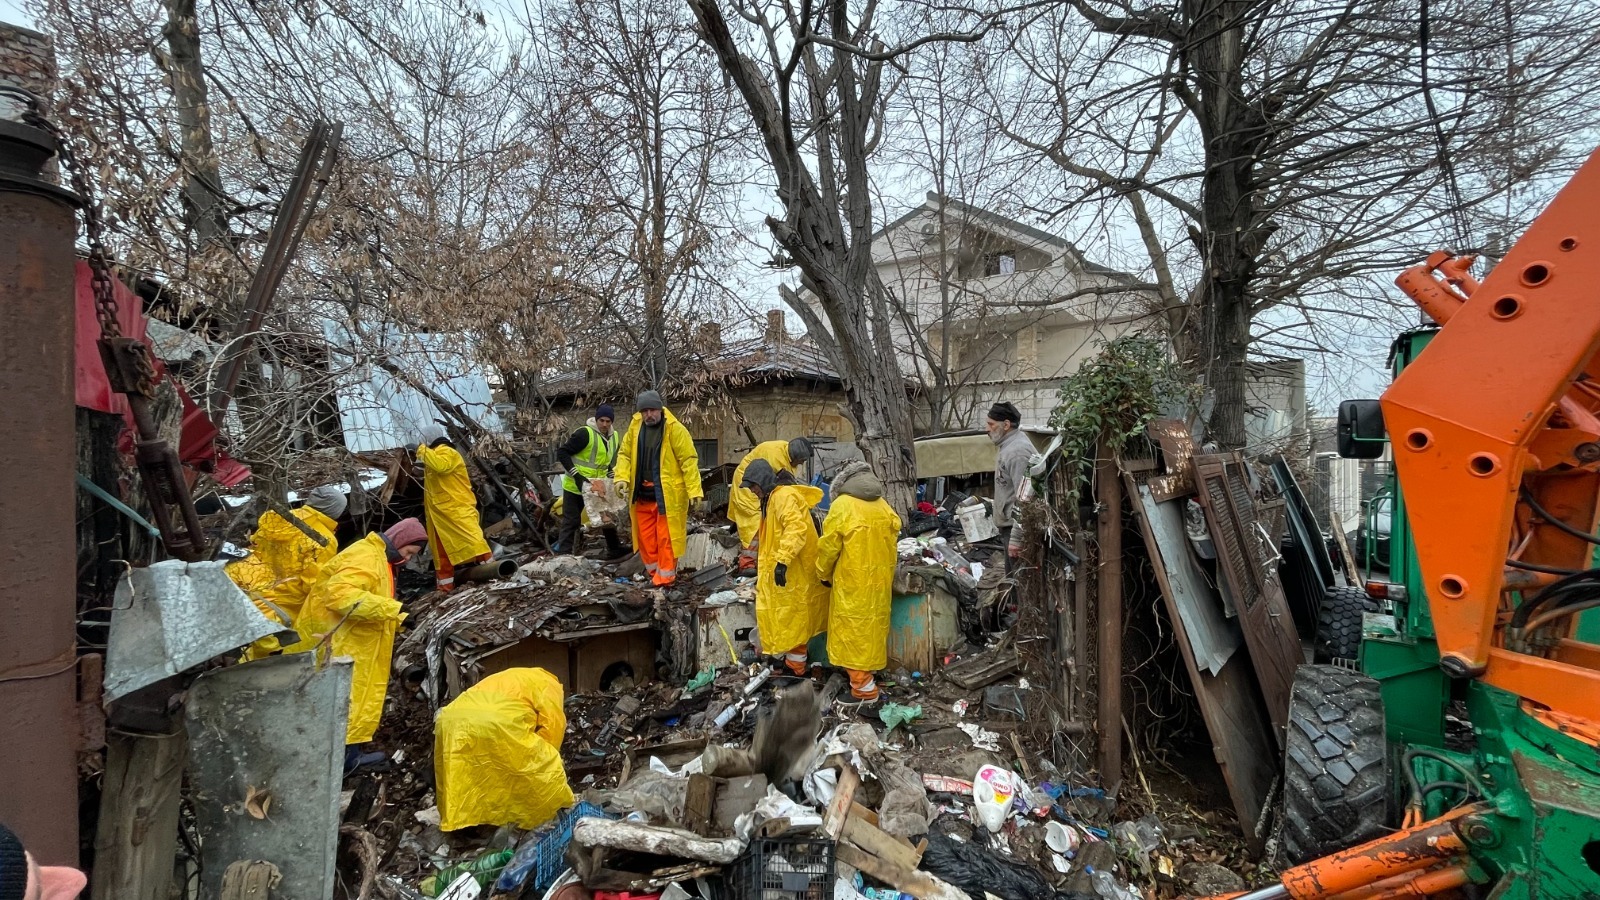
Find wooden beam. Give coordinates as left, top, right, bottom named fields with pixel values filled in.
left=1095, top=448, right=1123, bottom=793
left=842, top=816, right=920, bottom=871
left=834, top=844, right=967, bottom=900
left=91, top=726, right=187, bottom=900
left=822, top=764, right=860, bottom=840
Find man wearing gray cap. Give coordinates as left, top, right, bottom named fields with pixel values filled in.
left=613, top=390, right=704, bottom=586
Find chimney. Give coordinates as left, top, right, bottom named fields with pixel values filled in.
left=695, top=322, right=723, bottom=355
left=765, top=308, right=786, bottom=347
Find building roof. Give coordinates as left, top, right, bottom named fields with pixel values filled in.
left=541, top=332, right=843, bottom=404
left=874, top=192, right=1130, bottom=278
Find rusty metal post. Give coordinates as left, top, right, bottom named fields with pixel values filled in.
left=1095, top=448, right=1123, bottom=794
left=0, top=116, right=83, bottom=864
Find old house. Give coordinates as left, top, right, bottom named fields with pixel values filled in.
left=872, top=192, right=1153, bottom=430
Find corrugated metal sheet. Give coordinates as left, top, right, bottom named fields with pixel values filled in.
left=321, top=320, right=506, bottom=452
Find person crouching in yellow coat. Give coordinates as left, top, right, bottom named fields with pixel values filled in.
left=415, top=423, right=492, bottom=592
left=296, top=517, right=427, bottom=772
left=742, top=460, right=828, bottom=676
left=228, top=485, right=346, bottom=661
left=728, top=438, right=812, bottom=569
left=435, top=667, right=575, bottom=831
left=816, top=461, right=902, bottom=703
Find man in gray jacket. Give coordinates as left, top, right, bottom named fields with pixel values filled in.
left=985, top=401, right=1030, bottom=574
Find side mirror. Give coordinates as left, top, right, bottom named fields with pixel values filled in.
left=1338, top=400, right=1386, bottom=459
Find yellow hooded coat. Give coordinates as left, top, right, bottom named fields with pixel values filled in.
left=755, top=483, right=828, bottom=653
left=729, top=441, right=797, bottom=547
left=816, top=463, right=902, bottom=672
left=434, top=667, right=575, bottom=831
left=417, top=443, right=492, bottom=566
left=295, top=533, right=403, bottom=744
left=613, top=407, right=703, bottom=559
left=229, top=506, right=340, bottom=660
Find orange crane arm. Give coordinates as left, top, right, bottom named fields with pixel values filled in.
left=1380, top=147, right=1600, bottom=720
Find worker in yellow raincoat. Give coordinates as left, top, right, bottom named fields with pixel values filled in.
left=613, top=391, right=704, bottom=586
left=434, top=667, right=575, bottom=831
left=728, top=438, right=812, bottom=568
left=415, top=424, right=492, bottom=592
left=296, top=518, right=428, bottom=770
left=742, top=460, right=828, bottom=675
left=227, top=486, right=346, bottom=660
left=816, top=461, right=903, bottom=702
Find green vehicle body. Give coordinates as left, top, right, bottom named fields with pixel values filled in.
left=1353, top=327, right=1600, bottom=895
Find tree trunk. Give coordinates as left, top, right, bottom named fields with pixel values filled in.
left=1184, top=0, right=1270, bottom=450
left=162, top=0, right=227, bottom=251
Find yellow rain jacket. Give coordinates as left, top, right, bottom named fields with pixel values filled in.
left=755, top=484, right=828, bottom=653
left=729, top=441, right=798, bottom=547
left=434, top=667, right=575, bottom=831
left=295, top=533, right=403, bottom=744
left=613, top=408, right=703, bottom=559
left=227, top=554, right=287, bottom=661
left=816, top=465, right=902, bottom=672
left=417, top=443, right=491, bottom=566
left=228, top=506, right=340, bottom=660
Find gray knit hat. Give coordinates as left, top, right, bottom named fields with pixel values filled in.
left=304, top=485, right=348, bottom=520
left=787, top=437, right=813, bottom=463
left=636, top=390, right=663, bottom=411
left=741, top=459, right=777, bottom=494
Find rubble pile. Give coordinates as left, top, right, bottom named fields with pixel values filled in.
left=341, top=523, right=1269, bottom=900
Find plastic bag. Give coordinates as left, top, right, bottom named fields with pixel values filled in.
left=582, top=477, right=628, bottom=525
left=920, top=831, right=1087, bottom=900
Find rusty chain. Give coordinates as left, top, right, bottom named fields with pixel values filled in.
left=7, top=85, right=122, bottom=341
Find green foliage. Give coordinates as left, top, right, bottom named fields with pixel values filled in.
left=1049, top=334, right=1193, bottom=510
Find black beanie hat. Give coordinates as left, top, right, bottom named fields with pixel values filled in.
left=987, top=401, right=1022, bottom=425
left=0, top=823, right=28, bottom=900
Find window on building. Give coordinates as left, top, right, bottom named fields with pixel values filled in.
left=983, top=252, right=1016, bottom=276
left=694, top=438, right=720, bottom=467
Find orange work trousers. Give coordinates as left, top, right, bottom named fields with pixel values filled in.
left=633, top=497, right=678, bottom=586
left=437, top=549, right=490, bottom=592
left=847, top=669, right=880, bottom=700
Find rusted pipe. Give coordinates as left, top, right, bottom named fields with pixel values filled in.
left=461, top=558, right=517, bottom=583
left=0, top=115, right=83, bottom=865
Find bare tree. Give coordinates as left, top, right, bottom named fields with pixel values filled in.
left=977, top=0, right=1600, bottom=447
left=686, top=0, right=995, bottom=511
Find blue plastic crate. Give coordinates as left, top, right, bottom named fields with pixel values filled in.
left=492, top=801, right=612, bottom=896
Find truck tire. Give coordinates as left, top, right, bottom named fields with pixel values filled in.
left=1315, top=585, right=1370, bottom=663
left=1280, top=664, right=1390, bottom=864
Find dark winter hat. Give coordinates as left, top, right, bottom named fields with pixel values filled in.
left=636, top=390, right=663, bottom=411
left=741, top=459, right=777, bottom=494
left=987, top=401, right=1022, bottom=425
left=787, top=437, right=813, bottom=463
left=0, top=823, right=27, bottom=900
left=596, top=403, right=616, bottom=421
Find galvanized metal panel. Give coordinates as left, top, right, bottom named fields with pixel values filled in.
left=185, top=654, right=352, bottom=900
left=104, top=561, right=286, bottom=702
left=1133, top=484, right=1242, bottom=675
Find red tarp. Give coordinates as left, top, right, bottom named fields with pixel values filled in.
left=73, top=262, right=251, bottom=487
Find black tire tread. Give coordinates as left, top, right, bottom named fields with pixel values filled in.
left=1315, top=585, right=1370, bottom=663
left=1280, top=664, right=1390, bottom=864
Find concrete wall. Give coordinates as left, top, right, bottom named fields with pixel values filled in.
left=675, top=382, right=855, bottom=468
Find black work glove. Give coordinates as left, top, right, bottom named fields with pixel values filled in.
left=820, top=580, right=832, bottom=588
left=774, top=563, right=788, bottom=587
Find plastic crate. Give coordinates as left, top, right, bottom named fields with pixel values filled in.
left=726, top=835, right=836, bottom=900
left=493, top=801, right=613, bottom=896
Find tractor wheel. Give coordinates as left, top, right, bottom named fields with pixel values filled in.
left=1280, top=664, right=1391, bottom=864
left=1315, top=585, right=1371, bottom=663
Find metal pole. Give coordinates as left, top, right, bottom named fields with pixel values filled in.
left=0, top=115, right=83, bottom=865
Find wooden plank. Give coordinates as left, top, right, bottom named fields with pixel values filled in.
left=91, top=726, right=187, bottom=900
left=835, top=844, right=967, bottom=900
left=848, top=801, right=880, bottom=827
left=684, top=774, right=715, bottom=836
left=1193, top=453, right=1301, bottom=746
left=1095, top=450, right=1123, bottom=792
left=843, top=815, right=921, bottom=870
left=1126, top=474, right=1276, bottom=855
left=822, top=764, right=860, bottom=840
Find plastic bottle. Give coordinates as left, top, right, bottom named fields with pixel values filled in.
left=419, top=849, right=515, bottom=897
left=972, top=765, right=1014, bottom=833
